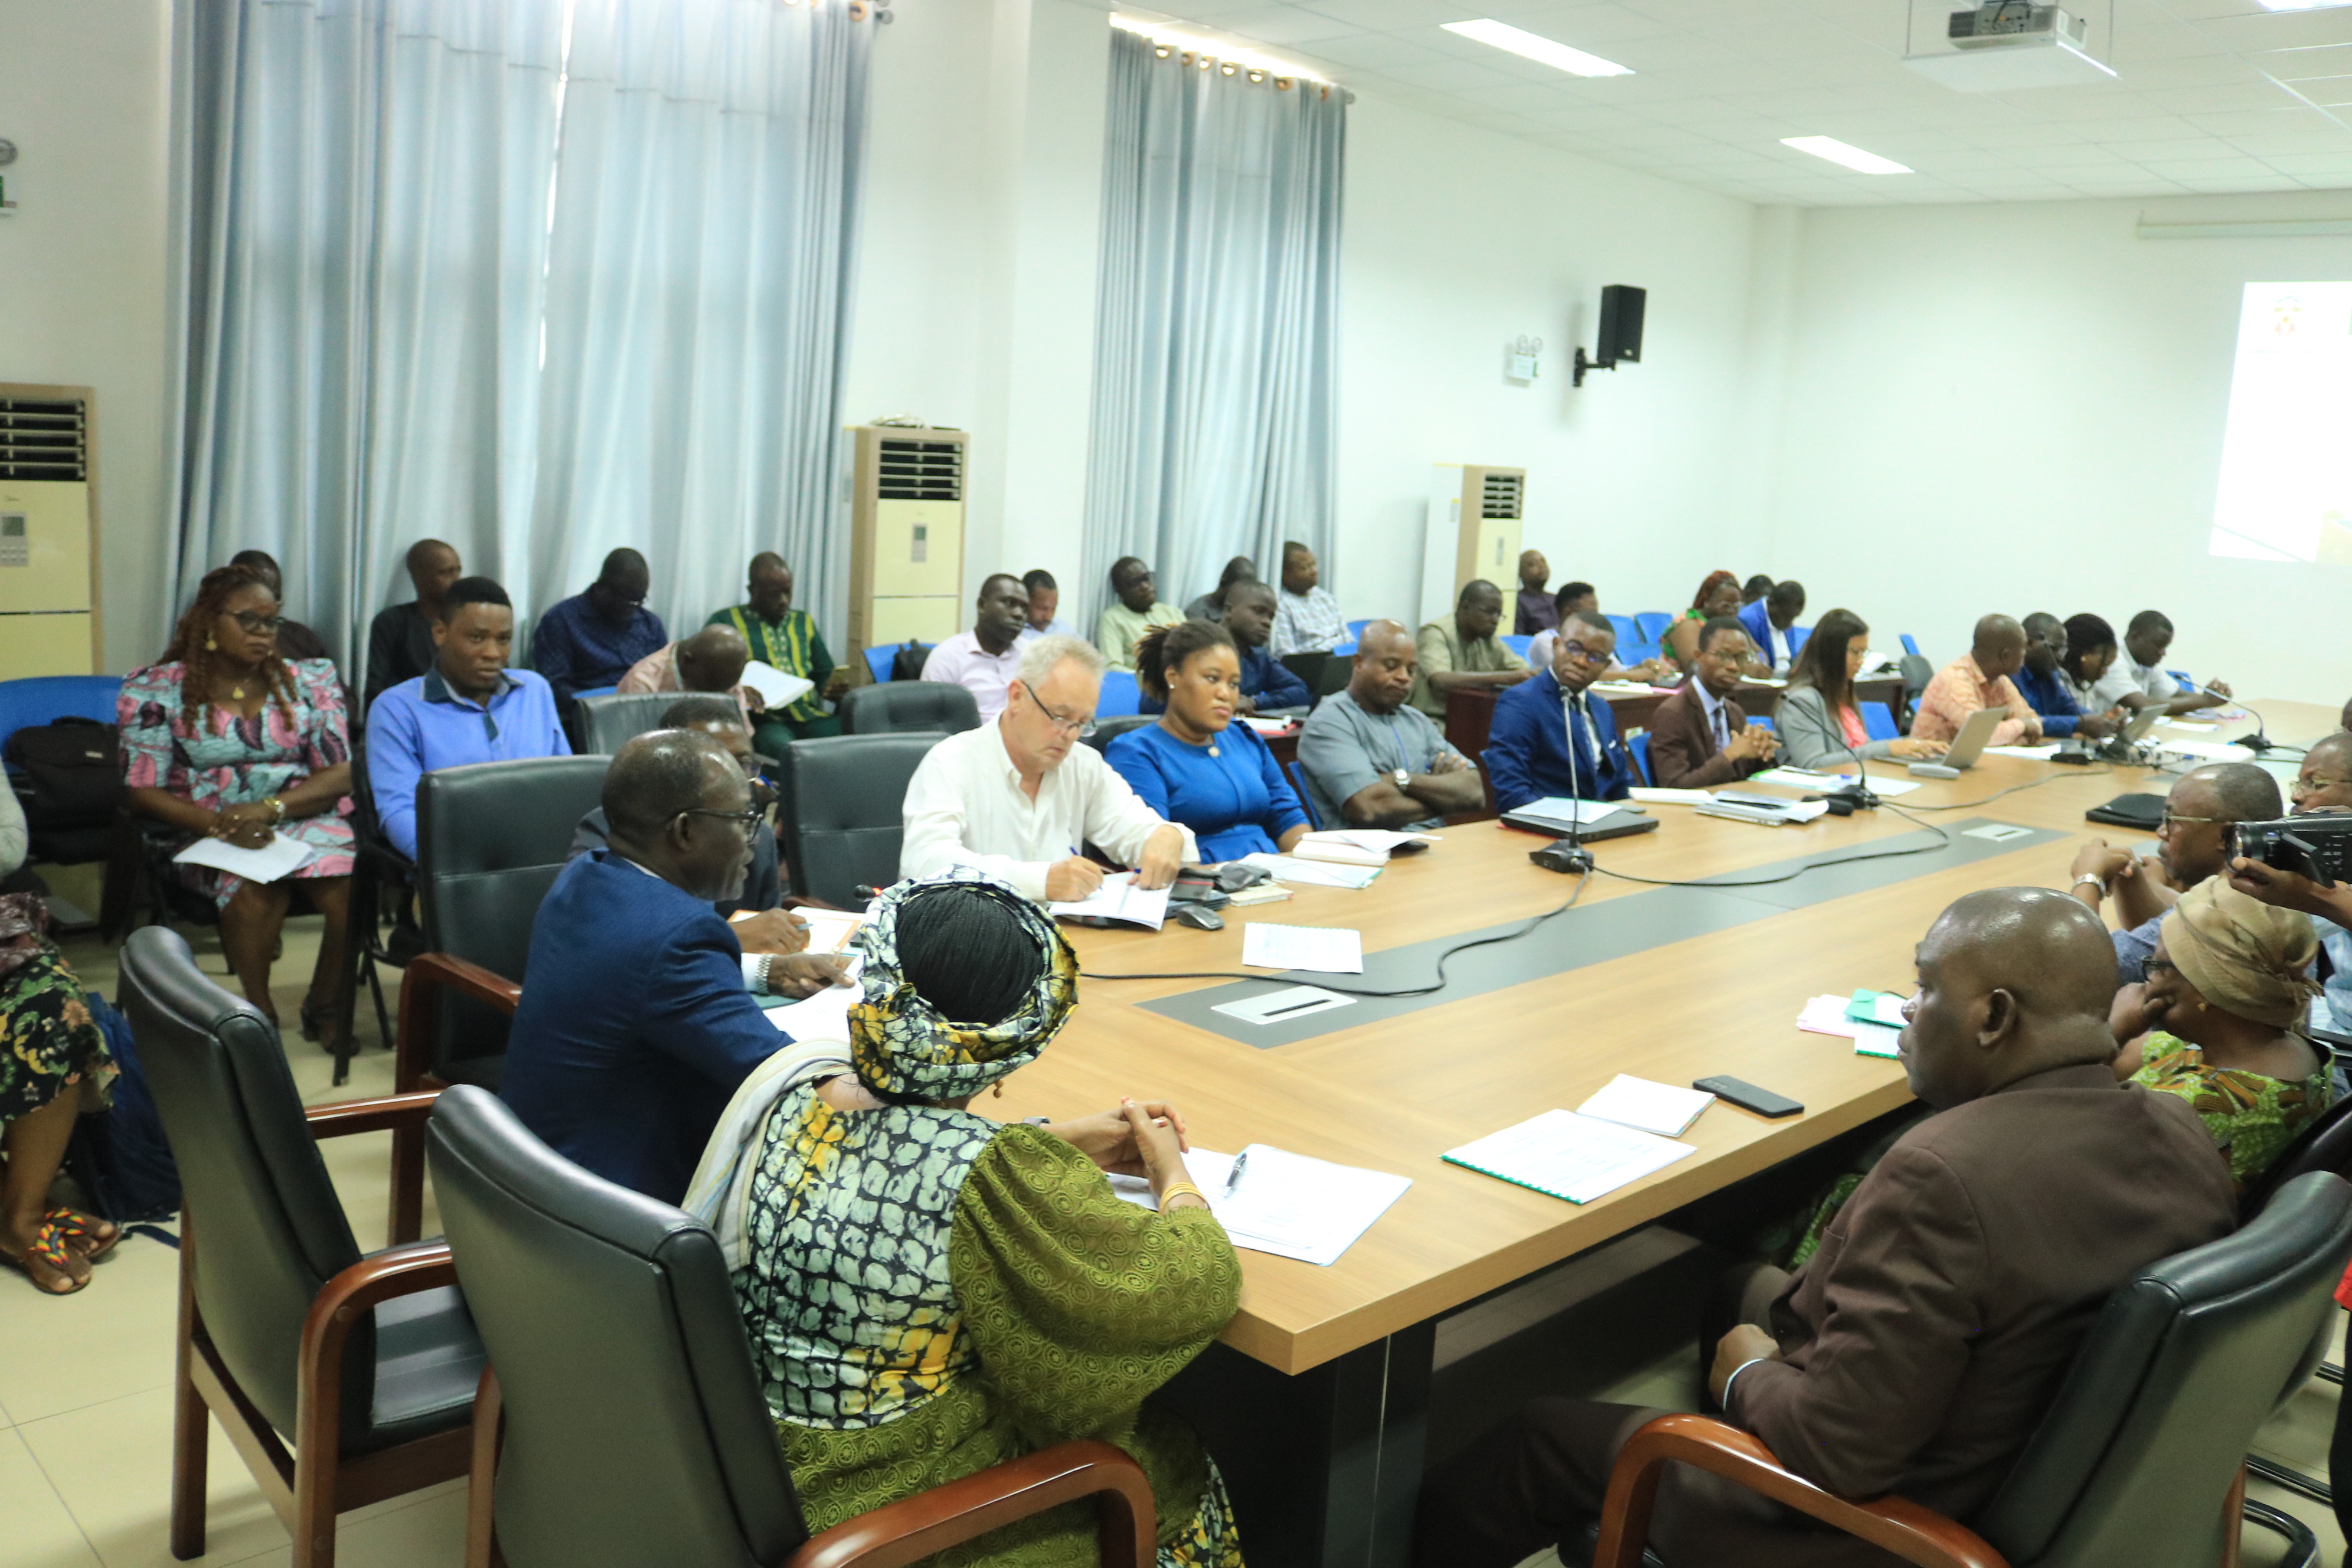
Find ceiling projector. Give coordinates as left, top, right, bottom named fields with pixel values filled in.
left=1904, top=3, right=2116, bottom=92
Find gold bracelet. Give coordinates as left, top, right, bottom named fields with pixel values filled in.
left=267, top=795, right=286, bottom=824
left=1157, top=1182, right=1208, bottom=1211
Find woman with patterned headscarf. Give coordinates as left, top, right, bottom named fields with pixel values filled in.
left=2112, top=877, right=2333, bottom=1191
left=1662, top=569, right=1745, bottom=678
left=730, top=869, right=1245, bottom=1566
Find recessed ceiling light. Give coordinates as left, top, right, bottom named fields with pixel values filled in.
left=1440, top=19, right=1633, bottom=77
left=1781, top=135, right=1913, bottom=175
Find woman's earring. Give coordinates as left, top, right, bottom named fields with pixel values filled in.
left=205, top=635, right=216, bottom=651
left=992, top=1082, right=1004, bottom=1098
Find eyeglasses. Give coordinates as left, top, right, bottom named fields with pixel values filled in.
left=1018, top=680, right=1096, bottom=738
left=228, top=611, right=285, bottom=635
left=2293, top=775, right=2352, bottom=798
left=2143, top=957, right=2180, bottom=979
left=1560, top=642, right=1603, bottom=663
left=678, top=778, right=777, bottom=832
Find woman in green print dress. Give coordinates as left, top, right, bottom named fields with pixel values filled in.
left=0, top=892, right=119, bottom=1293
left=2112, top=877, right=2333, bottom=1192
left=730, top=870, right=1244, bottom=1566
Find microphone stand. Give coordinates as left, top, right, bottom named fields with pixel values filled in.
left=1556, top=690, right=1596, bottom=873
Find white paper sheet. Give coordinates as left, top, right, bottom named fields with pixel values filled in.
left=2158, top=739, right=2257, bottom=762
left=1574, top=1075, right=1714, bottom=1138
left=2162, top=721, right=2219, bottom=733
left=1962, top=824, right=2034, bottom=843
left=1797, top=994, right=1865, bottom=1038
left=1109, top=1144, right=1412, bottom=1266
left=1239, top=852, right=1382, bottom=890
left=1984, top=744, right=2063, bottom=760
left=1242, top=716, right=1301, bottom=736
left=1853, top=1022, right=1903, bottom=1058
left=1048, top=871, right=1170, bottom=930
left=1241, top=922, right=1364, bottom=973
left=1746, top=768, right=1923, bottom=798
left=762, top=953, right=865, bottom=1040
left=1443, top=1110, right=1696, bottom=1206
left=794, top=909, right=866, bottom=954
left=1210, top=985, right=1355, bottom=1026
left=1510, top=796, right=1626, bottom=826
left=738, top=660, right=815, bottom=711
left=172, top=832, right=319, bottom=884
left=1628, top=786, right=1714, bottom=805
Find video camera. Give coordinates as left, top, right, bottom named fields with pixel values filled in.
left=2235, top=814, right=2352, bottom=888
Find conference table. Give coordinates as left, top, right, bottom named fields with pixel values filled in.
left=984, top=699, right=2331, bottom=1568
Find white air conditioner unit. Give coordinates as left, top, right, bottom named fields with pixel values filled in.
left=1419, top=464, right=1523, bottom=627
left=1904, top=4, right=2115, bottom=92
left=0, top=384, right=102, bottom=676
left=846, top=424, right=968, bottom=659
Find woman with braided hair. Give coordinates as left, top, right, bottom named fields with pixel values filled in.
left=119, top=565, right=357, bottom=1048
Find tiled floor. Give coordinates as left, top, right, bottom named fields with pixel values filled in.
left=9, top=914, right=2350, bottom=1568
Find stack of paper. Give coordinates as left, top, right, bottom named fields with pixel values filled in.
left=1239, top=852, right=1382, bottom=890
left=1747, top=767, right=1923, bottom=798
left=1443, top=1109, right=1696, bottom=1206
left=1984, top=743, right=2063, bottom=760
left=1241, top=923, right=1363, bottom=974
left=1048, top=872, right=1170, bottom=930
left=1628, top=786, right=1714, bottom=805
left=792, top=908, right=865, bottom=954
left=1109, top=1144, right=1411, bottom=1266
left=2157, top=739, right=2256, bottom=763
left=1242, top=716, right=1300, bottom=736
left=1698, top=792, right=1831, bottom=827
left=1575, top=1074, right=1714, bottom=1138
left=1290, top=829, right=1436, bottom=865
left=174, top=834, right=320, bottom=884
left=739, top=660, right=815, bottom=712
left=1796, top=992, right=1903, bottom=1058
left=763, top=953, right=866, bottom=1040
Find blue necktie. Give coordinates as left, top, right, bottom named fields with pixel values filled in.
left=1566, top=694, right=1595, bottom=794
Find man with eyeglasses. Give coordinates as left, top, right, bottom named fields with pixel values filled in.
left=2067, top=760, right=2282, bottom=987
left=1646, top=618, right=1778, bottom=789
left=2224, top=732, right=2352, bottom=1040
left=1482, top=610, right=1637, bottom=815
left=901, top=635, right=1191, bottom=902
left=504, top=729, right=853, bottom=1203
left=570, top=694, right=806, bottom=961
left=531, top=547, right=669, bottom=706
left=363, top=576, right=570, bottom=861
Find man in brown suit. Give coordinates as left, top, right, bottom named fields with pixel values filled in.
left=1413, top=887, right=2238, bottom=1568
left=1648, top=616, right=1778, bottom=788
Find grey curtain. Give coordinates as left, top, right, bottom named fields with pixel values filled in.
left=1079, top=28, right=1345, bottom=636
left=167, top=0, right=870, bottom=666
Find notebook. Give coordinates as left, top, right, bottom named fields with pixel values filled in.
left=1443, top=1109, right=1696, bottom=1206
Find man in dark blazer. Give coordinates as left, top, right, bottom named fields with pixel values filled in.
left=1415, top=887, right=2239, bottom=1568
left=1484, top=609, right=1636, bottom=812
left=1648, top=615, right=1779, bottom=788
left=502, top=729, right=849, bottom=1204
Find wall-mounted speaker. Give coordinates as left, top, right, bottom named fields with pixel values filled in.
left=1598, top=284, right=1645, bottom=365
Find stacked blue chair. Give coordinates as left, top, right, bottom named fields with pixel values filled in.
left=1787, top=627, right=1811, bottom=655
left=1629, top=733, right=1653, bottom=786
left=1097, top=671, right=1142, bottom=718
left=1861, top=702, right=1899, bottom=743
left=1634, top=612, right=1674, bottom=648
left=1899, top=634, right=1921, bottom=658
left=1500, top=634, right=1533, bottom=662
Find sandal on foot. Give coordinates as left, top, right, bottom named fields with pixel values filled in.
left=1, top=1220, right=89, bottom=1295
left=43, top=1208, right=121, bottom=1264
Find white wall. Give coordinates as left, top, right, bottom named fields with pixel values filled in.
left=0, top=0, right=173, bottom=675
left=1759, top=192, right=2352, bottom=710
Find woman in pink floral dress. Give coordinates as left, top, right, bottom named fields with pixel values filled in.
left=119, top=566, right=357, bottom=1050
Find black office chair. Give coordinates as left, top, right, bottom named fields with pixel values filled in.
left=422, top=1085, right=1156, bottom=1568
left=120, top=925, right=482, bottom=1568
left=1588, top=1171, right=2352, bottom=1568
left=838, top=681, right=981, bottom=736
left=571, top=691, right=675, bottom=755
left=341, top=724, right=422, bottom=1086
left=391, top=754, right=610, bottom=1240
left=2233, top=1089, right=2352, bottom=1507
left=775, top=732, right=945, bottom=907
left=1082, top=714, right=1155, bottom=753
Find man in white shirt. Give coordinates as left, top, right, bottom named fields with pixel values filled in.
left=900, top=633, right=1191, bottom=901
left=920, top=573, right=1030, bottom=721
left=1272, top=540, right=1348, bottom=656
left=2088, top=609, right=2230, bottom=717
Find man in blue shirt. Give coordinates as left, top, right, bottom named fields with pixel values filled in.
left=531, top=547, right=668, bottom=703
left=2014, top=612, right=2121, bottom=740
left=1735, top=579, right=1805, bottom=672
left=502, top=730, right=851, bottom=1203
left=365, top=576, right=571, bottom=860
left=1484, top=610, right=1636, bottom=813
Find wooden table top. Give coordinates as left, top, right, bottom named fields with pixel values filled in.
left=986, top=700, right=2333, bottom=1376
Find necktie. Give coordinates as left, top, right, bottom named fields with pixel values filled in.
left=1712, top=701, right=1729, bottom=750
left=1566, top=694, right=1594, bottom=792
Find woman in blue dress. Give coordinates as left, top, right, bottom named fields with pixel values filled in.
left=1106, top=621, right=1312, bottom=863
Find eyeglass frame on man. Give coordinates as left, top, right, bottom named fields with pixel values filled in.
left=1017, top=678, right=1097, bottom=738
left=676, top=776, right=778, bottom=832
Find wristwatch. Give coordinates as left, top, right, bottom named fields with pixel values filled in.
left=2072, top=874, right=2106, bottom=894
left=1393, top=767, right=1410, bottom=788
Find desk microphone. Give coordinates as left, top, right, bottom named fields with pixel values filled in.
left=1831, top=720, right=1880, bottom=813
left=1534, top=690, right=1596, bottom=875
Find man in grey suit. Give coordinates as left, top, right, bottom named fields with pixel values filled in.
left=1415, top=887, right=2238, bottom=1568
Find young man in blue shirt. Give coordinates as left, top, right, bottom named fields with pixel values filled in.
left=365, top=577, right=571, bottom=860
left=2014, top=612, right=2122, bottom=740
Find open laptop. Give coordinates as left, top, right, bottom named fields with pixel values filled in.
left=1907, top=705, right=2005, bottom=778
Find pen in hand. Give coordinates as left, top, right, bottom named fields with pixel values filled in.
left=1223, top=1148, right=1249, bottom=1199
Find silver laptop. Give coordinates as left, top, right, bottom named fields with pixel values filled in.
left=1938, top=705, right=2007, bottom=770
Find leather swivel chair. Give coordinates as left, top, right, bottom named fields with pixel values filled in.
left=422, top=1085, right=1157, bottom=1568
left=120, top=926, right=483, bottom=1568
left=1082, top=714, right=1155, bottom=754
left=775, top=733, right=945, bottom=908
left=838, top=681, right=980, bottom=736
left=1589, top=1172, right=2352, bottom=1568
left=571, top=691, right=674, bottom=755
left=392, top=754, right=611, bottom=1242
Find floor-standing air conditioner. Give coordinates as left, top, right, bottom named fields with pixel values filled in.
left=1419, top=463, right=1524, bottom=626
left=847, top=424, right=967, bottom=661
left=0, top=385, right=102, bottom=676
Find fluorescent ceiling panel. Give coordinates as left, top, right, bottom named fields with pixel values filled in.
left=1781, top=135, right=1915, bottom=174
left=1439, top=19, right=1634, bottom=78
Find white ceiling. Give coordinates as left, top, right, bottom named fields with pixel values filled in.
left=1094, top=0, right=2352, bottom=205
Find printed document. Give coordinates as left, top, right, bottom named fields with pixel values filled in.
left=1443, top=1110, right=1695, bottom=1205
left=173, top=833, right=319, bottom=884
left=1048, top=872, right=1170, bottom=930
left=1241, top=923, right=1364, bottom=974
left=1109, top=1144, right=1410, bottom=1266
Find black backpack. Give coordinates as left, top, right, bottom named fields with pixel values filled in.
left=888, top=640, right=931, bottom=682
left=67, top=988, right=182, bottom=1224
left=6, top=716, right=123, bottom=831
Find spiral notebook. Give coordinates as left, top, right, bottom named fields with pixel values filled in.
left=1443, top=1109, right=1696, bottom=1206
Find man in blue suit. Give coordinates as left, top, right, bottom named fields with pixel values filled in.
left=1736, top=579, right=1805, bottom=672
left=502, top=729, right=851, bottom=1203
left=1483, top=611, right=1636, bottom=814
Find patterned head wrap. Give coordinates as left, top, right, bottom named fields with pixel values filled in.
left=847, top=868, right=1079, bottom=1103
left=2161, top=878, right=2321, bottom=1031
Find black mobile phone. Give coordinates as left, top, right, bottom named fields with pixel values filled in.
left=1694, top=1075, right=1804, bottom=1118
